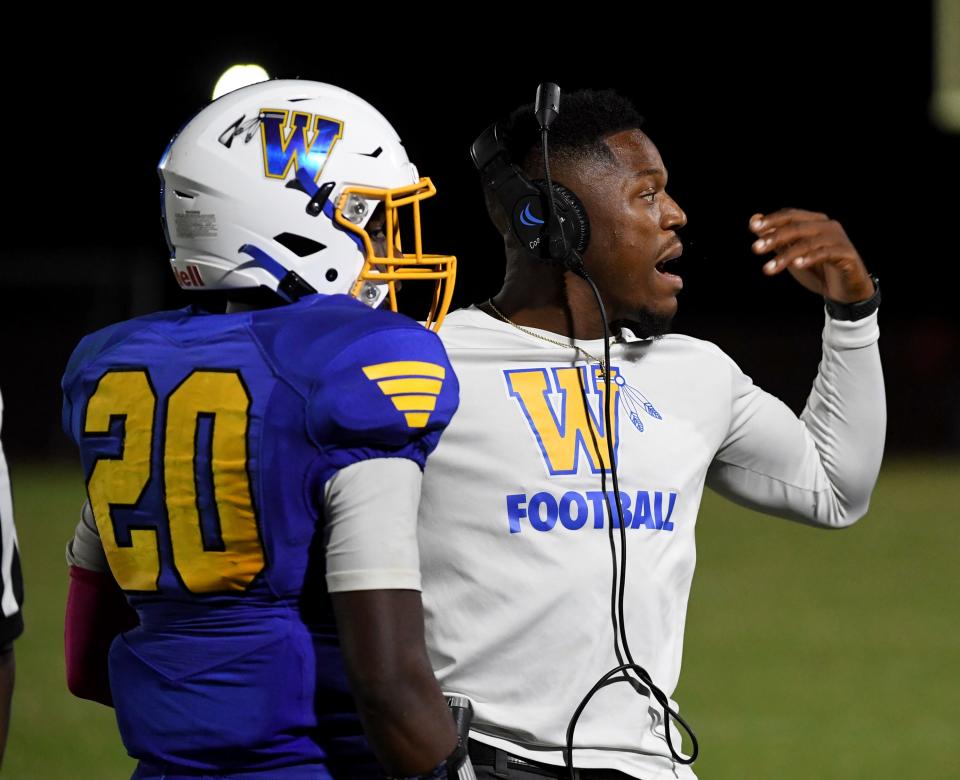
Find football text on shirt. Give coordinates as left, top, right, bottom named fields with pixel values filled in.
left=506, top=489, right=677, bottom=534
left=503, top=363, right=678, bottom=533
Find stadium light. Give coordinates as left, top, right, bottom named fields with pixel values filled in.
left=213, top=65, right=270, bottom=100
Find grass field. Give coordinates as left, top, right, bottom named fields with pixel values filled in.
left=3, top=458, right=958, bottom=779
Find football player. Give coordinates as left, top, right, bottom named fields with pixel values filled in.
left=62, top=80, right=471, bottom=779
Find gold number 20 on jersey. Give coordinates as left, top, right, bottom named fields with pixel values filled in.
left=83, top=369, right=265, bottom=593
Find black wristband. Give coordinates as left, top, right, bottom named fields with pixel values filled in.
left=824, top=274, right=881, bottom=321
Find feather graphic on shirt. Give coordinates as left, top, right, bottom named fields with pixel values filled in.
left=616, top=377, right=663, bottom=432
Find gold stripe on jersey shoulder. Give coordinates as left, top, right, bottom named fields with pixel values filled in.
left=362, top=361, right=447, bottom=428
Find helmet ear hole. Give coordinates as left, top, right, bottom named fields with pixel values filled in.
left=273, top=233, right=327, bottom=257
left=325, top=268, right=338, bottom=282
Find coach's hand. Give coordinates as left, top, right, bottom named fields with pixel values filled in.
left=749, top=209, right=875, bottom=303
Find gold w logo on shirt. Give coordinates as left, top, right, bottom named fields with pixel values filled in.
left=504, top=365, right=622, bottom=476
left=362, top=361, right=446, bottom=429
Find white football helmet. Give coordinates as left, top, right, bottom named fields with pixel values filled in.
left=158, top=80, right=456, bottom=329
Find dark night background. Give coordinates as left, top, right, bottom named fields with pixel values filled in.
left=1, top=12, right=957, bottom=460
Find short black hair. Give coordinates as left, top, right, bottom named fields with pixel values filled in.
left=499, top=88, right=645, bottom=175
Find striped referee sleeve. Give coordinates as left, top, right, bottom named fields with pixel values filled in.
left=0, top=390, right=24, bottom=645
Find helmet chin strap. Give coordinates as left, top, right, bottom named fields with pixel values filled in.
left=237, top=244, right=317, bottom=303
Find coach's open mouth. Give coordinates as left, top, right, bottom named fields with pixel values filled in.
left=655, top=243, right=683, bottom=275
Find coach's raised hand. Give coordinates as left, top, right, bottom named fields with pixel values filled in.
left=749, top=208, right=875, bottom=303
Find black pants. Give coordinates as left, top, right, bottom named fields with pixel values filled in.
left=468, top=739, right=639, bottom=780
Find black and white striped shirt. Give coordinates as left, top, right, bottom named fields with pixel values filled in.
left=0, top=390, right=24, bottom=646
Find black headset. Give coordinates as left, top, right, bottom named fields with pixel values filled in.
left=470, top=84, right=590, bottom=272
left=471, top=83, right=699, bottom=777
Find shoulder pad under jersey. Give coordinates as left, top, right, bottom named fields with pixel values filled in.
left=60, top=310, right=186, bottom=441
left=306, top=321, right=459, bottom=471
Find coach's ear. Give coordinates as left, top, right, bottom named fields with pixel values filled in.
left=483, top=186, right=513, bottom=243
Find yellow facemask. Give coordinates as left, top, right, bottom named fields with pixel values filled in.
left=335, top=178, right=456, bottom=331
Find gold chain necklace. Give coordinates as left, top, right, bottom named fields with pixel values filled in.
left=485, top=298, right=608, bottom=377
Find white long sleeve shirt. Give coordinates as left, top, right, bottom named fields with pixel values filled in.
left=418, top=306, right=884, bottom=780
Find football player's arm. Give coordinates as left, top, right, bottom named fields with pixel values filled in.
left=64, top=501, right=138, bottom=706
left=325, top=458, right=459, bottom=777
left=0, top=391, right=23, bottom=768
left=707, top=209, right=884, bottom=527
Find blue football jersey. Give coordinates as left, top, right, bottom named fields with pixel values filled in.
left=61, top=294, right=459, bottom=776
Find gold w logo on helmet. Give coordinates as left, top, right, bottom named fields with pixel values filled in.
left=260, top=109, right=343, bottom=183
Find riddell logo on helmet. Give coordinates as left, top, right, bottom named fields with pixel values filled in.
left=174, top=265, right=205, bottom=287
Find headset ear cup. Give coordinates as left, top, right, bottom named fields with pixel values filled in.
left=531, top=179, right=590, bottom=258
left=551, top=183, right=590, bottom=255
